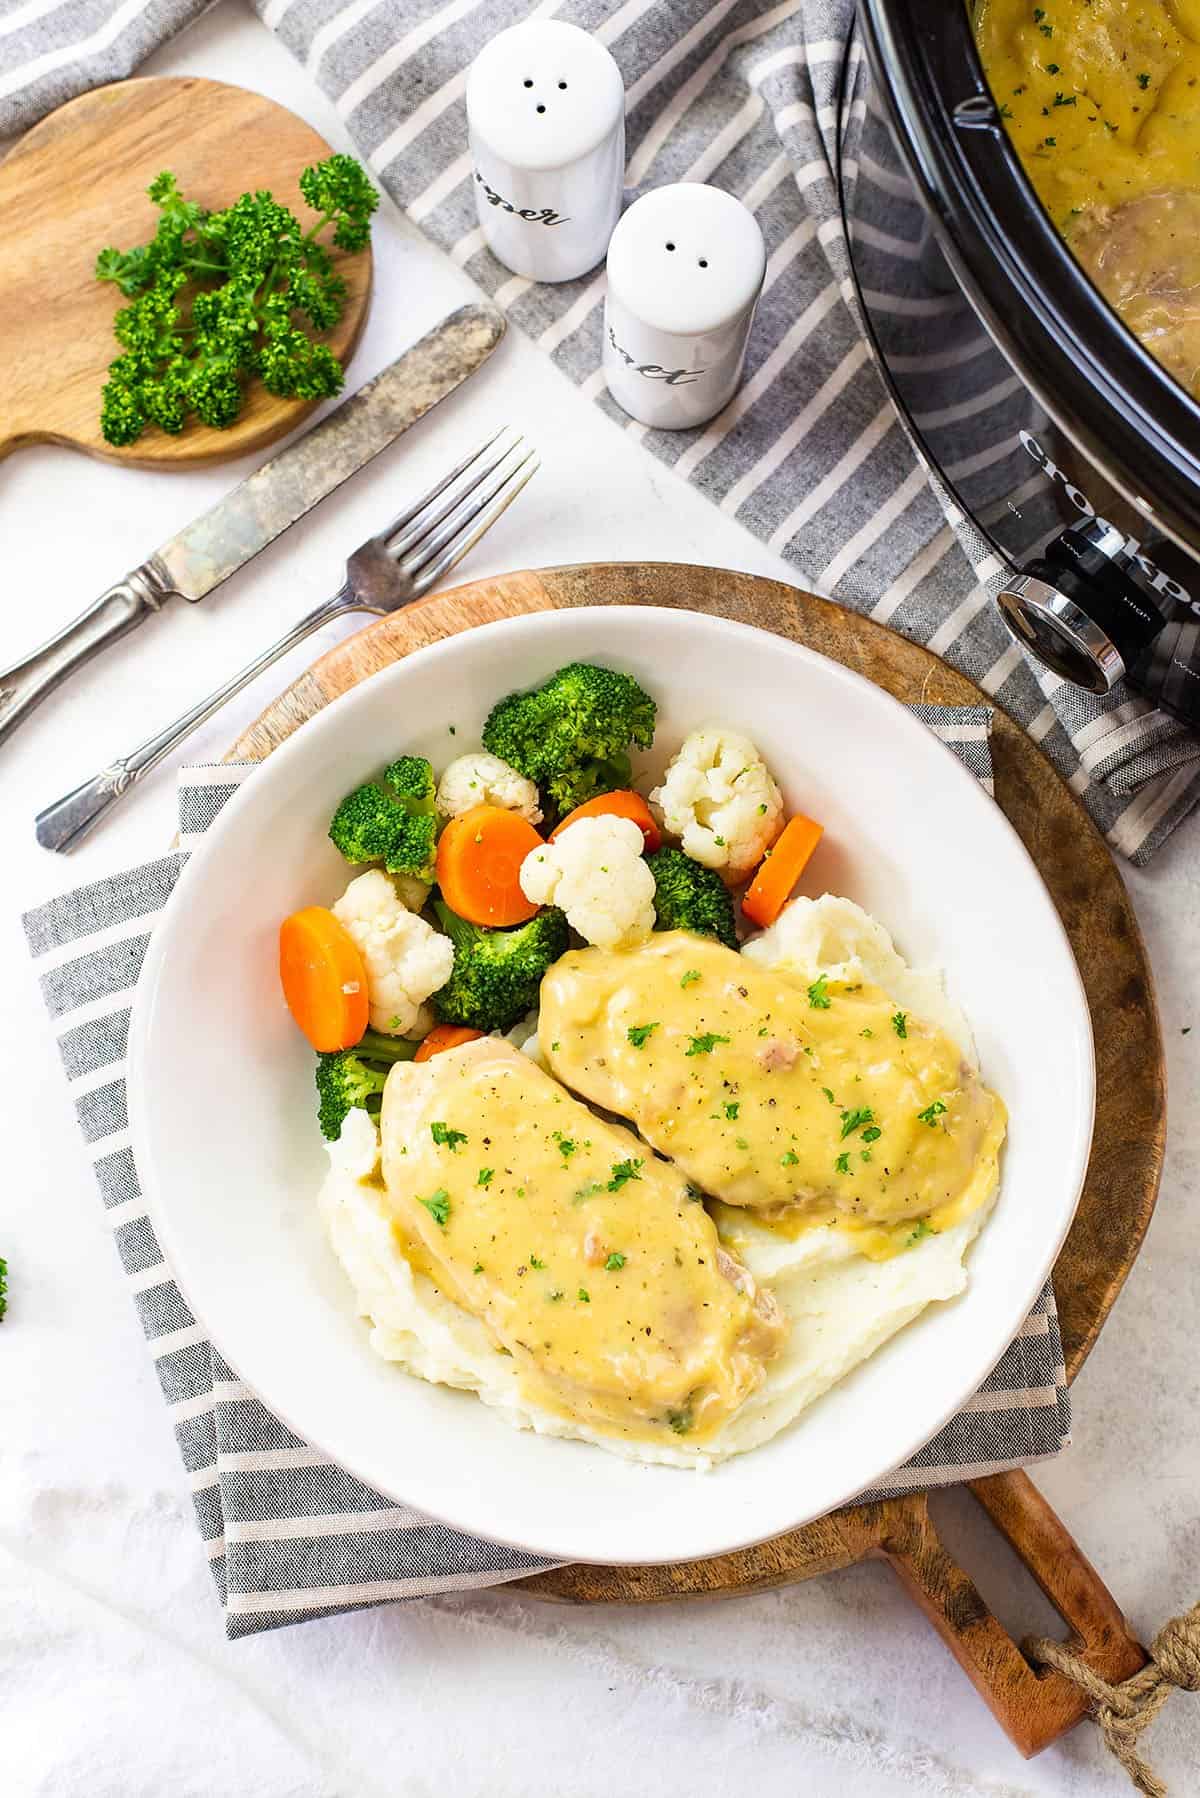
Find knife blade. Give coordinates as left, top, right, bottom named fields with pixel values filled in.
left=0, top=302, right=505, bottom=747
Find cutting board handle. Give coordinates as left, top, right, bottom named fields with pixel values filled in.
left=876, top=1469, right=1146, bottom=1757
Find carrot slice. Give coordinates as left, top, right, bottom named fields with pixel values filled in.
left=741, top=815, right=824, bottom=930
left=549, top=789, right=661, bottom=854
left=413, top=1024, right=485, bottom=1063
left=435, top=804, right=544, bottom=926
left=279, top=906, right=369, bottom=1051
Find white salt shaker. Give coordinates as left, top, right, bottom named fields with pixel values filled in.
left=603, top=183, right=766, bottom=430
left=466, top=20, right=625, bottom=284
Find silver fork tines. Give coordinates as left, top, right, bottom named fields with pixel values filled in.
left=35, top=432, right=539, bottom=854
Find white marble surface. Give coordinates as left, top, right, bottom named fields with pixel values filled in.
left=3, top=5, right=1198, bottom=1793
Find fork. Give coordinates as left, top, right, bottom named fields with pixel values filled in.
left=35, top=431, right=539, bottom=854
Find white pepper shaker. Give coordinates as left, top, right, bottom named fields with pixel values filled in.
left=603, top=183, right=766, bottom=430
left=466, top=20, right=625, bottom=284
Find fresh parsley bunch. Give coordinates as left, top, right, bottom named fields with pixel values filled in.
left=95, top=155, right=378, bottom=447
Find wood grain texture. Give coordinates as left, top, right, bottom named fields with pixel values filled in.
left=0, top=77, right=371, bottom=469
left=228, top=562, right=1163, bottom=1756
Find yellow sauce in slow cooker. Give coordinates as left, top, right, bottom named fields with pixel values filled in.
left=975, top=0, right=1200, bottom=393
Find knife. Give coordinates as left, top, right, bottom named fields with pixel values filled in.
left=0, top=302, right=505, bottom=747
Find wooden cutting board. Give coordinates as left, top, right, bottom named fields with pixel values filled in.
left=0, top=77, right=372, bottom=469
left=231, top=562, right=1166, bottom=1758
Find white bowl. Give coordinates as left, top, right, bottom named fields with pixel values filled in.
left=129, top=604, right=1094, bottom=1565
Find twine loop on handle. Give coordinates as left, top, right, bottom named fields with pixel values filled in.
left=1025, top=1601, right=1200, bottom=1796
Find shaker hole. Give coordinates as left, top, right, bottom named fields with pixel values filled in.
left=699, top=258, right=709, bottom=268
left=523, top=78, right=533, bottom=87
left=558, top=80, right=567, bottom=89
left=665, top=241, right=676, bottom=251
left=536, top=103, right=546, bottom=113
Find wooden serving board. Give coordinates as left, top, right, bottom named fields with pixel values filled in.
left=0, top=77, right=372, bottom=469
left=231, top=563, right=1165, bottom=1759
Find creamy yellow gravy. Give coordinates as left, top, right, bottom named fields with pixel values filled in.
left=539, top=934, right=1006, bottom=1259
left=378, top=1038, right=786, bottom=1445
left=975, top=0, right=1200, bottom=392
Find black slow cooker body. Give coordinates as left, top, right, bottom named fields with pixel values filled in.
left=842, top=0, right=1200, bottom=723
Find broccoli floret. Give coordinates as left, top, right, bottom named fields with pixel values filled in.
left=383, top=755, right=436, bottom=804
left=432, top=902, right=569, bottom=1033
left=482, top=662, right=656, bottom=819
left=315, top=1029, right=419, bottom=1141
left=329, top=755, right=438, bottom=879
left=646, top=848, right=738, bottom=949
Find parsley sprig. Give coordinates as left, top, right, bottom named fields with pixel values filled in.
left=95, top=157, right=378, bottom=446
left=420, top=1189, right=450, bottom=1227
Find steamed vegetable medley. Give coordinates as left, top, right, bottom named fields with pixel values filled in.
left=278, top=662, right=824, bottom=1142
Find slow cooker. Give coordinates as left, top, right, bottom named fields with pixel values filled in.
left=836, top=1, right=1200, bottom=726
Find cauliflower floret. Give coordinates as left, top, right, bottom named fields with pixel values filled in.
left=332, top=870, right=454, bottom=1036
left=392, top=874, right=431, bottom=913
left=436, top=751, right=542, bottom=826
left=650, top=727, right=783, bottom=878
left=519, top=815, right=655, bottom=950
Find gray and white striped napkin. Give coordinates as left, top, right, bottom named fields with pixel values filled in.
left=4, top=0, right=1200, bottom=861
left=23, top=712, right=1071, bottom=1638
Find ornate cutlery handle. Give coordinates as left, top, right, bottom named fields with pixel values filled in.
left=35, top=587, right=355, bottom=854
left=0, top=565, right=172, bottom=748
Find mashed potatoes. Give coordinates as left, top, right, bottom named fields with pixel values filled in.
left=317, top=895, right=1003, bottom=1469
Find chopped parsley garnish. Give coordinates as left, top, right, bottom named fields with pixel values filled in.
left=891, top=1011, right=908, bottom=1039
left=607, top=1159, right=644, bottom=1191
left=1052, top=91, right=1075, bottom=106
left=605, top=1252, right=626, bottom=1271
left=680, top=969, right=701, bottom=988
left=476, top=1167, right=494, bottom=1187
left=420, top=1189, right=450, bottom=1227
left=577, top=1287, right=590, bottom=1303
left=685, top=1184, right=706, bottom=1202
left=780, top=1149, right=800, bottom=1167
left=724, top=1101, right=740, bottom=1121
left=1032, top=6, right=1044, bottom=16
left=860, top=1027, right=874, bottom=1039
left=861, top=1125, right=882, bottom=1144
left=839, top=1106, right=875, bottom=1141
left=529, top=1255, right=546, bottom=1269
left=627, top=1023, right=659, bottom=1049
left=1043, top=135, right=1057, bottom=145
left=550, top=1040, right=561, bottom=1052
left=822, top=1087, right=835, bottom=1104
left=1039, top=20, right=1052, bottom=35
left=686, top=1032, right=730, bottom=1056
left=1044, top=65, right=1057, bottom=75
left=666, top=1407, right=693, bottom=1436
left=917, top=1099, right=948, bottom=1127
left=757, top=803, right=767, bottom=815
left=548, top=1289, right=563, bottom=1302
left=472, top=1262, right=484, bottom=1274
left=735, top=1136, right=749, bottom=1150
left=1137, top=70, right=1150, bottom=89
left=572, top=1180, right=605, bottom=1204
left=807, top=975, right=831, bottom=1010
left=834, top=1152, right=851, bottom=1175
left=430, top=1121, right=467, bottom=1151
left=907, top=1219, right=934, bottom=1247
left=553, top=1131, right=577, bottom=1159
left=999, top=103, right=1013, bottom=119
